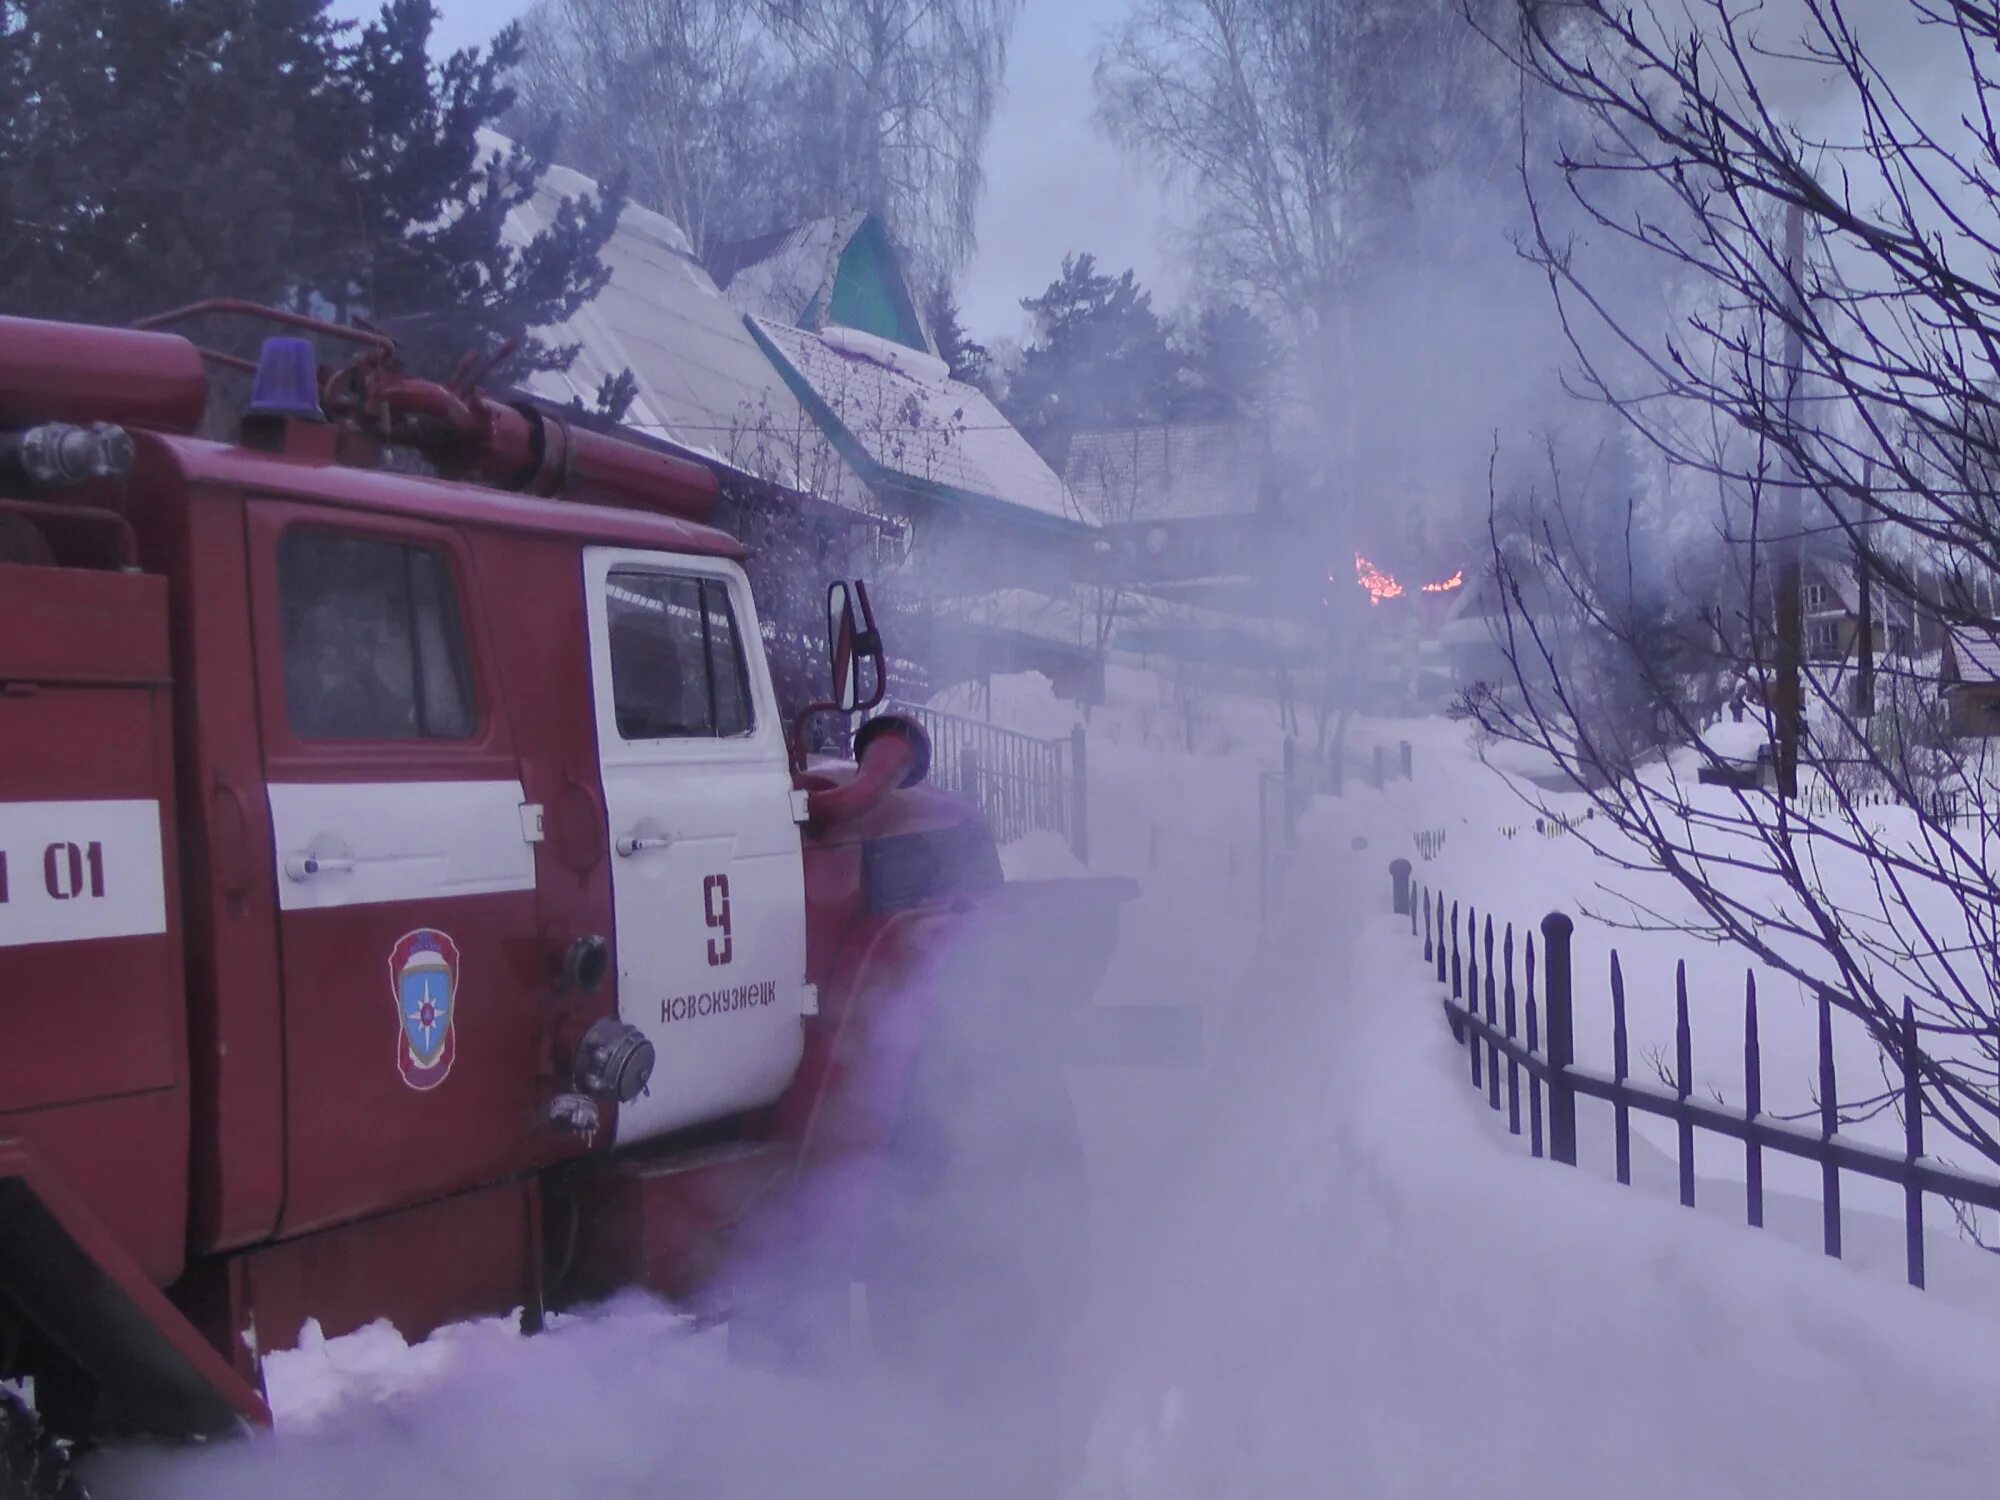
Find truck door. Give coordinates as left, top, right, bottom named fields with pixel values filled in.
left=246, top=503, right=542, bottom=1236
left=582, top=548, right=807, bottom=1146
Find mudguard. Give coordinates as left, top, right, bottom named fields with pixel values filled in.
left=0, top=1139, right=269, bottom=1440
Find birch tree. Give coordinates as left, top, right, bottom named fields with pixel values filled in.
left=752, top=0, right=1020, bottom=278
left=517, top=0, right=1020, bottom=276
left=514, top=0, right=785, bottom=259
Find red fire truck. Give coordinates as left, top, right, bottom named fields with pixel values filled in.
left=0, top=304, right=1133, bottom=1493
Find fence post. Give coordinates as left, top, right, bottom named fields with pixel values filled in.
left=1611, top=952, right=1631, bottom=1187
left=1372, top=743, right=1384, bottom=790
left=1674, top=960, right=1695, bottom=1209
left=1070, top=723, right=1090, bottom=867
left=1400, top=740, right=1413, bottom=780
left=1282, top=737, right=1299, bottom=848
left=960, top=745, right=981, bottom=803
left=1902, top=998, right=1925, bottom=1290
left=1819, top=994, right=1843, bottom=1259
left=1541, top=912, right=1578, bottom=1166
left=1390, top=858, right=1412, bottom=917
left=1744, top=972, right=1764, bottom=1229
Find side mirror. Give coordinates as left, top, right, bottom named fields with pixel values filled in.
left=827, top=580, right=886, bottom=715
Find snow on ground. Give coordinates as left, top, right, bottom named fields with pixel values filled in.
left=1333, top=709, right=2000, bottom=1305
left=95, top=671, right=2000, bottom=1499
left=1072, top=819, right=2000, bottom=1500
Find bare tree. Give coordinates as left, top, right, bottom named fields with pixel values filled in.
left=517, top=0, right=1019, bottom=275
left=751, top=0, right=1021, bottom=279
left=1096, top=0, right=1563, bottom=776
left=514, top=0, right=788, bottom=259
left=1471, top=0, right=2000, bottom=1170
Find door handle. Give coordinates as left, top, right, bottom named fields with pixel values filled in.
left=615, top=833, right=671, bottom=857
left=284, top=852, right=356, bottom=881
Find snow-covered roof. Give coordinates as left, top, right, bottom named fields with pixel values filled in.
left=1065, top=421, right=1270, bottom=524
left=712, top=214, right=861, bottom=330
left=496, top=149, right=863, bottom=499
left=1945, top=628, right=2000, bottom=685
left=748, top=316, right=1082, bottom=527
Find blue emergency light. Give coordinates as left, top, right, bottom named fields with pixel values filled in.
left=246, top=336, right=325, bottom=423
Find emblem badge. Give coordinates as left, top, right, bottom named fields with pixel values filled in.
left=388, top=929, right=461, bottom=1090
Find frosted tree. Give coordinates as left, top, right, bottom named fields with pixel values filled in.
left=513, top=0, right=788, bottom=259
left=751, top=0, right=1021, bottom=279
left=517, top=0, right=1020, bottom=276
left=1470, top=0, right=2000, bottom=1171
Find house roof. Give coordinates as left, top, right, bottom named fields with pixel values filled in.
left=1945, top=628, right=2000, bottom=685
left=712, top=212, right=933, bottom=354
left=713, top=214, right=861, bottom=330
left=747, top=316, right=1083, bottom=529
left=1064, top=421, right=1272, bottom=524
left=497, top=151, right=865, bottom=500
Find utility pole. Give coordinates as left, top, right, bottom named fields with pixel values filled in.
left=1773, top=200, right=1807, bottom=800
left=1854, top=454, right=1876, bottom=719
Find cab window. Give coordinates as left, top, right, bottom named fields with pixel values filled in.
left=278, top=530, right=476, bottom=741
left=606, top=572, right=753, bottom=740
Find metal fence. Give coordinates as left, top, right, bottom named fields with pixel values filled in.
left=878, top=701, right=1088, bottom=863
left=1387, top=859, right=2000, bottom=1292
left=1794, top=784, right=1968, bottom=825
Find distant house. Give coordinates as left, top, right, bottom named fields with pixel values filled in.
left=1061, top=419, right=1322, bottom=671
left=1941, top=629, right=2000, bottom=736
left=500, top=152, right=1103, bottom=702
left=716, top=212, right=1103, bottom=698
left=1064, top=420, right=1291, bottom=612
left=1802, top=554, right=1915, bottom=663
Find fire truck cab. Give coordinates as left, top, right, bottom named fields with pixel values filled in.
left=0, top=307, right=1133, bottom=1477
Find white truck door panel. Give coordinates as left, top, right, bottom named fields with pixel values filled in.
left=582, top=548, right=807, bottom=1145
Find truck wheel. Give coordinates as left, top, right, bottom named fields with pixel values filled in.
left=0, top=1391, right=85, bottom=1500
left=862, top=1044, right=1090, bottom=1485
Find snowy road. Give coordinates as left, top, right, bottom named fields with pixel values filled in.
left=94, top=694, right=2000, bottom=1500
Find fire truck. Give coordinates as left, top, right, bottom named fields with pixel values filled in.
left=0, top=303, right=1134, bottom=1492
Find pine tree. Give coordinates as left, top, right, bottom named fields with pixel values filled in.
left=0, top=0, right=620, bottom=388
left=1172, top=304, right=1277, bottom=423
left=924, top=282, right=991, bottom=391
left=327, top=0, right=622, bottom=379
left=1006, top=253, right=1178, bottom=461
left=0, top=0, right=348, bottom=323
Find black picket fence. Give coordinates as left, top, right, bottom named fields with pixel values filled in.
left=1385, top=859, right=2000, bottom=1291
left=1415, top=808, right=1592, bottom=862
left=1794, top=784, right=1970, bottom=826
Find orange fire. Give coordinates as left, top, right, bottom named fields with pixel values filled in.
left=1354, top=553, right=1404, bottom=604
left=1349, top=554, right=1464, bottom=605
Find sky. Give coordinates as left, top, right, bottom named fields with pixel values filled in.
left=327, top=0, right=1182, bottom=346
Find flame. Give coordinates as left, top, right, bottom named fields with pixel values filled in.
left=1350, top=554, right=1465, bottom=605
left=1354, top=553, right=1403, bottom=605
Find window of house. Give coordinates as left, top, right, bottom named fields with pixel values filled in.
left=278, top=531, right=476, bottom=741
left=606, top=572, right=754, bottom=740
left=1804, top=582, right=1828, bottom=609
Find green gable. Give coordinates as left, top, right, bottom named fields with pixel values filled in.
left=826, top=216, right=929, bottom=354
